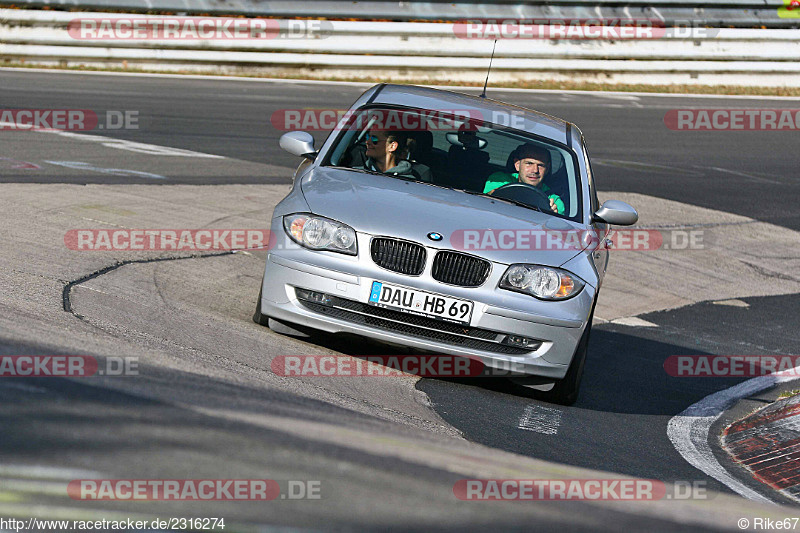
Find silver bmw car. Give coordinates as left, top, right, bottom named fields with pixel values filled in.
left=255, top=84, right=637, bottom=404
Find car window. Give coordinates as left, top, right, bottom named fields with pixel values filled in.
left=581, top=138, right=599, bottom=214
left=324, top=106, right=582, bottom=221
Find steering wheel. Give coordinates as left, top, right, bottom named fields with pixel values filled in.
left=491, top=182, right=552, bottom=212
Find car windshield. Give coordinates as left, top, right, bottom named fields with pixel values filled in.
left=324, top=106, right=582, bottom=221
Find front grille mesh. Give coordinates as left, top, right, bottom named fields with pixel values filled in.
left=370, top=238, right=426, bottom=275
left=432, top=251, right=491, bottom=287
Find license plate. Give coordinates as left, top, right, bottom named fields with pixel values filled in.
left=368, top=281, right=473, bottom=325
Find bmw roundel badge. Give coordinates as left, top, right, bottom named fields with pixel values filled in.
left=427, top=232, right=443, bottom=242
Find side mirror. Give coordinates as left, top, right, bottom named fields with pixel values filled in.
left=593, top=200, right=638, bottom=226
left=280, top=131, right=316, bottom=159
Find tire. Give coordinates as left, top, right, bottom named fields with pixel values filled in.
left=253, top=283, right=313, bottom=338
left=253, top=285, right=269, bottom=326
left=533, top=313, right=592, bottom=406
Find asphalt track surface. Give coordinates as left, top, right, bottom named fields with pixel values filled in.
left=2, top=70, right=798, bottom=231
left=1, top=69, right=799, bottom=530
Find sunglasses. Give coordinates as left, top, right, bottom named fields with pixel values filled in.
left=365, top=132, right=383, bottom=144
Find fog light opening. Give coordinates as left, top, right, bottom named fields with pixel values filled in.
left=503, top=335, right=542, bottom=350
left=295, top=288, right=332, bottom=306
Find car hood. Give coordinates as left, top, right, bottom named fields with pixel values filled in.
left=300, top=166, right=588, bottom=267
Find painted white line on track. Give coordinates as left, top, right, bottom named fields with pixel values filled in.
left=712, top=299, right=750, bottom=308
left=45, top=160, right=166, bottom=179
left=594, top=158, right=706, bottom=177
left=43, top=130, right=226, bottom=158
left=518, top=405, right=562, bottom=434
left=0, top=464, right=104, bottom=480
left=0, top=122, right=224, bottom=158
left=711, top=167, right=783, bottom=186
left=609, top=317, right=659, bottom=327
left=667, top=363, right=800, bottom=504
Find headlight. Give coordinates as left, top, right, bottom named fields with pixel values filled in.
left=499, top=264, right=584, bottom=300
left=283, top=213, right=357, bottom=255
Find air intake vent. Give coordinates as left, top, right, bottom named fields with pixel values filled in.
left=432, top=251, right=491, bottom=287
left=370, top=238, right=426, bottom=275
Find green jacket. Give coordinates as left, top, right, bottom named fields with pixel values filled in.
left=483, top=172, right=565, bottom=214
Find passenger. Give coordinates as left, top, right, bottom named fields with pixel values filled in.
left=355, top=129, right=418, bottom=179
left=484, top=143, right=565, bottom=214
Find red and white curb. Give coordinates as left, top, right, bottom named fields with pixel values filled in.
left=723, top=394, right=800, bottom=503
left=667, top=364, right=800, bottom=504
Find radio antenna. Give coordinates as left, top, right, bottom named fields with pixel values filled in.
left=480, top=39, right=497, bottom=99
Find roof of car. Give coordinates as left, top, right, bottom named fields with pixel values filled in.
left=369, top=84, right=570, bottom=145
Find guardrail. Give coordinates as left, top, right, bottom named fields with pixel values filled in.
left=5, top=1, right=799, bottom=27
left=2, top=9, right=800, bottom=87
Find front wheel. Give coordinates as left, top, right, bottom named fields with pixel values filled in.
left=253, top=282, right=313, bottom=338
left=253, top=285, right=269, bottom=326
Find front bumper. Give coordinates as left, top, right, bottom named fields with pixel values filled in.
left=259, top=230, right=595, bottom=380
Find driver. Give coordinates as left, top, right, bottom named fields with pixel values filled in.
left=483, top=143, right=565, bottom=214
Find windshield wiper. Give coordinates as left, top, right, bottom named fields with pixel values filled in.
left=460, top=189, right=544, bottom=213
left=329, top=166, right=418, bottom=182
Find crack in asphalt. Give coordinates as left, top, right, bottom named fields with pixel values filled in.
left=739, top=261, right=800, bottom=283
left=61, top=251, right=235, bottom=317
left=59, top=251, right=463, bottom=438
